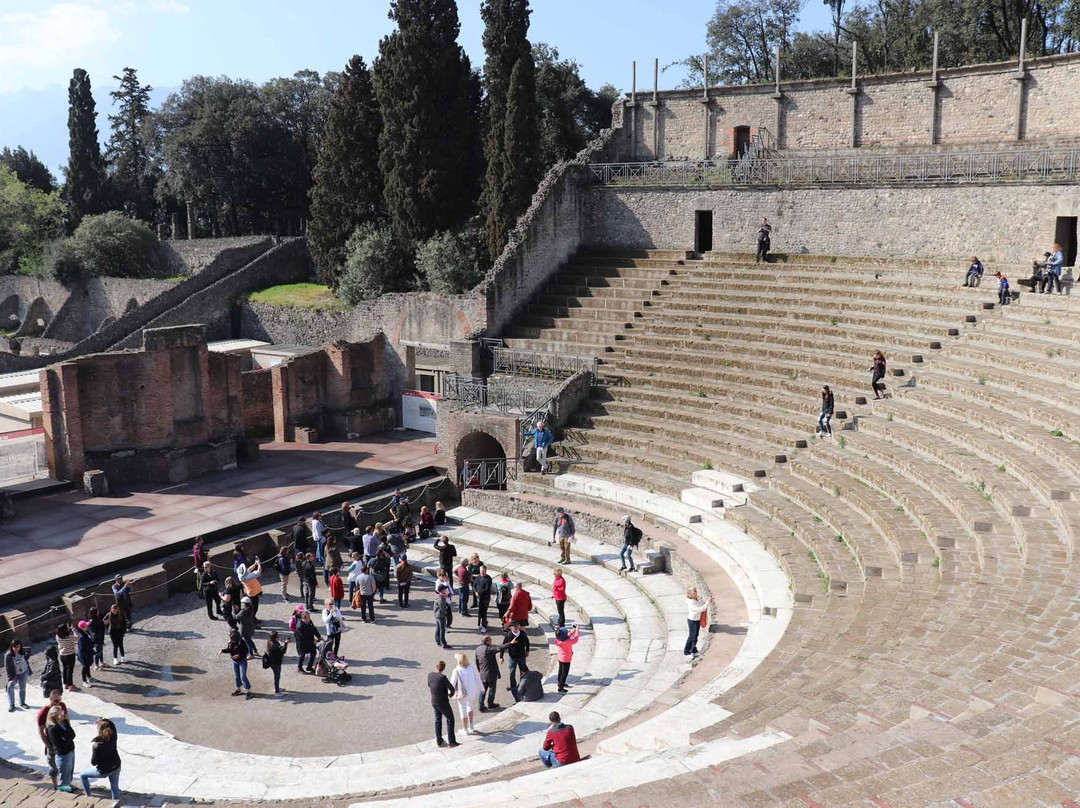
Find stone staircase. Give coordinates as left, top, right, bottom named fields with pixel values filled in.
left=483, top=249, right=1080, bottom=805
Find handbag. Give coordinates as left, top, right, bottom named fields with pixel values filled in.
left=699, top=612, right=708, bottom=628
left=261, top=652, right=271, bottom=669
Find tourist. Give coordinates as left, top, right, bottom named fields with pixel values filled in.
left=387, top=528, right=407, bottom=563
left=389, top=489, right=411, bottom=527
left=322, top=598, right=345, bottom=656
left=434, top=588, right=452, bottom=649
left=620, top=515, right=641, bottom=572
left=105, top=604, right=127, bottom=666
left=372, top=550, right=392, bottom=604
left=340, top=500, right=357, bottom=540
left=362, top=524, right=379, bottom=563
left=466, top=553, right=483, bottom=607
left=238, top=558, right=263, bottom=621
left=755, top=217, right=772, bottom=263
left=296, top=611, right=322, bottom=674
left=46, top=704, right=77, bottom=791
left=552, top=507, right=575, bottom=564
left=434, top=501, right=447, bottom=525
left=40, top=645, right=62, bottom=697
left=192, top=535, right=208, bottom=571
left=870, top=350, right=887, bottom=400
left=219, top=628, right=252, bottom=699
left=428, top=660, right=460, bottom=748
left=275, top=546, right=292, bottom=602
left=396, top=553, right=413, bottom=607
left=264, top=630, right=289, bottom=696
left=530, top=420, right=555, bottom=474
left=450, top=652, right=483, bottom=735
left=346, top=552, right=363, bottom=604
left=55, top=622, right=78, bottom=692
left=37, top=690, right=66, bottom=789
left=552, top=568, right=569, bottom=627
left=198, top=562, right=221, bottom=620
left=817, top=384, right=835, bottom=438
left=995, top=271, right=1011, bottom=306
left=87, top=607, right=105, bottom=669
left=500, top=621, right=530, bottom=696
left=292, top=516, right=311, bottom=557
left=539, top=710, right=580, bottom=768
left=75, top=621, right=95, bottom=688
left=324, top=530, right=343, bottom=586
left=232, top=547, right=247, bottom=577
left=506, top=582, right=532, bottom=627
left=685, top=587, right=708, bottom=657
left=476, top=634, right=512, bottom=710
left=4, top=639, right=30, bottom=711
left=223, top=575, right=243, bottom=618
left=554, top=625, right=580, bottom=693
left=454, top=559, right=472, bottom=617
left=494, top=572, right=513, bottom=623
left=238, top=597, right=257, bottom=655
left=220, top=593, right=237, bottom=630
left=328, top=566, right=345, bottom=608
left=418, top=505, right=435, bottom=538
left=300, top=552, right=318, bottom=611
left=1047, top=243, right=1065, bottom=294
left=312, top=511, right=327, bottom=567
left=435, top=535, right=457, bottom=574
left=1033, top=252, right=1052, bottom=292
left=963, top=256, right=984, bottom=287
left=474, top=566, right=493, bottom=632
left=357, top=565, right=376, bottom=622
left=79, top=718, right=121, bottom=799
left=111, top=574, right=133, bottom=631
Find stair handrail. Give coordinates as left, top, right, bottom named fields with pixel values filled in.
left=492, top=346, right=599, bottom=383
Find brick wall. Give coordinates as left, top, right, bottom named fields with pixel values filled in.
left=584, top=183, right=1080, bottom=265
left=614, top=52, right=1080, bottom=160
left=241, top=368, right=274, bottom=437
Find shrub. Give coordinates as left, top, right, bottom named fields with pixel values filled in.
left=416, top=221, right=487, bottom=296
left=66, top=211, right=160, bottom=280
left=42, top=239, right=84, bottom=286
left=337, top=223, right=413, bottom=304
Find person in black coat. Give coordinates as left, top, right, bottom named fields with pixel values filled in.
left=475, top=634, right=517, bottom=711
left=294, top=612, right=321, bottom=673
left=40, top=645, right=61, bottom=699
left=499, top=622, right=531, bottom=695
left=473, top=567, right=493, bottom=632
left=427, top=660, right=458, bottom=747
left=198, top=562, right=221, bottom=620
left=292, top=517, right=311, bottom=557
left=435, top=537, right=456, bottom=576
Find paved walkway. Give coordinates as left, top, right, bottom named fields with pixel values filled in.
left=0, top=432, right=441, bottom=603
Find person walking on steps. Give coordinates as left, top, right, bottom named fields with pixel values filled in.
left=755, top=217, right=772, bottom=264
left=870, top=350, right=887, bottom=400
left=553, top=625, right=580, bottom=693
left=817, top=384, right=835, bottom=438
left=428, top=660, right=460, bottom=748
left=685, top=587, right=709, bottom=658
left=620, top=515, right=642, bottom=572
left=530, top=420, right=555, bottom=475
left=552, top=507, right=575, bottom=565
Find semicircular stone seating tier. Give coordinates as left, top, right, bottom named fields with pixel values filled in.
left=484, top=249, right=1080, bottom=805
left=0, top=494, right=791, bottom=804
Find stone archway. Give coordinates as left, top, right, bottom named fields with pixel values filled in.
left=455, top=429, right=509, bottom=489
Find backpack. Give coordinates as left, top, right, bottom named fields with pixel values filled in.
left=628, top=526, right=643, bottom=547
left=519, top=670, right=544, bottom=702
left=261, top=652, right=271, bottom=669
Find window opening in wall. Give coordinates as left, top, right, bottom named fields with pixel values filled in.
left=1054, top=216, right=1077, bottom=267
left=734, top=125, right=751, bottom=157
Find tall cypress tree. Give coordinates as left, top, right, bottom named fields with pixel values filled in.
left=480, top=0, right=535, bottom=260
left=374, top=0, right=479, bottom=251
left=308, top=55, right=383, bottom=286
left=501, top=53, right=540, bottom=234
left=107, top=67, right=155, bottom=221
left=65, top=68, right=105, bottom=230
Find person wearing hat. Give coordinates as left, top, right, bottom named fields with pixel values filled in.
left=111, top=575, right=133, bottom=632
left=529, top=420, right=555, bottom=475
left=553, top=625, right=580, bottom=693
left=237, top=596, right=257, bottom=656
left=75, top=621, right=95, bottom=689
left=237, top=557, right=263, bottom=622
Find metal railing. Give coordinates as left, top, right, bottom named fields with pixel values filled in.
left=589, top=146, right=1080, bottom=187
left=442, top=374, right=550, bottom=415
left=461, top=457, right=518, bottom=489
left=492, top=346, right=599, bottom=381
left=520, top=399, right=554, bottom=455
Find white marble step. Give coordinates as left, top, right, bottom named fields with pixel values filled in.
left=691, top=468, right=762, bottom=497
left=680, top=486, right=726, bottom=511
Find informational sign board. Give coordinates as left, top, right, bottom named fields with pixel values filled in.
left=401, top=389, right=438, bottom=433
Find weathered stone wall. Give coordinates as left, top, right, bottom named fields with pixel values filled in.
left=158, top=236, right=271, bottom=276
left=584, top=183, right=1080, bottom=264
left=615, top=52, right=1080, bottom=160
left=240, top=368, right=274, bottom=437
left=43, top=277, right=178, bottom=343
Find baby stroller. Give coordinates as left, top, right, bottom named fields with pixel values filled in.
left=315, top=637, right=352, bottom=686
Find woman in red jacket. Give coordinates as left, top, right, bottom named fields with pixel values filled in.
left=551, top=568, right=568, bottom=628
left=328, top=567, right=345, bottom=608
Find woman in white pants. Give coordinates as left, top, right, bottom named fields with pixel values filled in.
left=450, top=652, right=483, bottom=734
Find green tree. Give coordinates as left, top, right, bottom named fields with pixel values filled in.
left=0, top=165, right=65, bottom=275
left=107, top=67, right=156, bottom=222
left=416, top=220, right=486, bottom=295
left=337, top=222, right=412, bottom=304
left=65, top=211, right=160, bottom=279
left=308, top=55, right=383, bottom=286
left=499, top=54, right=541, bottom=246
left=533, top=45, right=617, bottom=168
left=374, top=0, right=481, bottom=251
left=0, top=146, right=56, bottom=193
left=65, top=68, right=106, bottom=229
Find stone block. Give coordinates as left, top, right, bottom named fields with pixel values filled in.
left=83, top=469, right=108, bottom=496
left=295, top=426, right=320, bottom=444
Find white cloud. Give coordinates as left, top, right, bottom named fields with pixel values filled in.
left=150, top=0, right=190, bottom=15
left=0, top=3, right=122, bottom=93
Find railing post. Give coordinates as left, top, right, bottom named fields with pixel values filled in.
left=846, top=41, right=859, bottom=148
left=1014, top=18, right=1029, bottom=141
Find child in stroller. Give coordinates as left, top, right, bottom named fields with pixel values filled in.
left=315, top=637, right=352, bottom=686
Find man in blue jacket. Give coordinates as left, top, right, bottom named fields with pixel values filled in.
left=529, top=420, right=554, bottom=475
left=1045, top=243, right=1065, bottom=294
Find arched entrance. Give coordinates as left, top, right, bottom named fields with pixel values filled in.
left=455, top=431, right=508, bottom=490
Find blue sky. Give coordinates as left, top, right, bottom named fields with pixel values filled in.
left=0, top=0, right=834, bottom=174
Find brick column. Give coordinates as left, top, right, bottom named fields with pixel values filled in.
left=271, top=363, right=291, bottom=443
left=448, top=339, right=482, bottom=379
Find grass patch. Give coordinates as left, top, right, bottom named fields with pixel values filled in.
left=248, top=282, right=349, bottom=311
left=835, top=534, right=844, bottom=542
left=832, top=484, right=841, bottom=497
left=702, top=460, right=713, bottom=470
left=818, top=571, right=831, bottom=591
left=829, top=317, right=838, bottom=326
left=932, top=555, right=940, bottom=568
left=692, top=389, right=707, bottom=398
left=787, top=371, right=799, bottom=381
left=886, top=413, right=893, bottom=421
left=977, top=375, right=986, bottom=385
left=807, top=550, right=818, bottom=564
left=813, top=515, right=823, bottom=523
left=1051, top=428, right=1065, bottom=437
left=996, top=464, right=1006, bottom=473
left=837, top=435, right=846, bottom=449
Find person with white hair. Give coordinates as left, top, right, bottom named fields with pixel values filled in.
left=529, top=420, right=555, bottom=475
left=449, top=651, right=484, bottom=734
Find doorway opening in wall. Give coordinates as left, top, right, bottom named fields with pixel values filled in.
left=1054, top=216, right=1078, bottom=267
left=734, top=126, right=751, bottom=157
left=694, top=210, right=713, bottom=254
